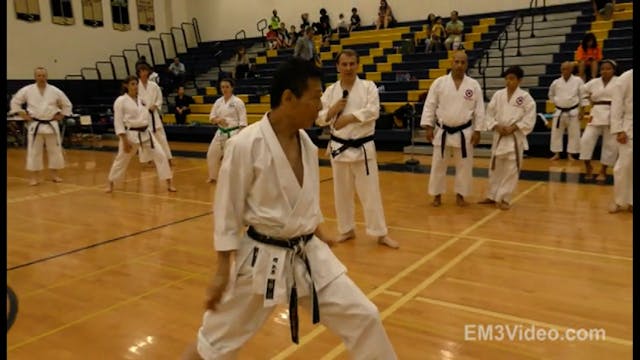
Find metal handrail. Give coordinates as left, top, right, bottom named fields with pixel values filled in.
left=160, top=32, right=177, bottom=59
left=136, top=43, right=153, bottom=65
left=80, top=67, right=99, bottom=80
left=110, top=55, right=129, bottom=77
left=477, top=50, right=490, bottom=102
left=148, top=37, right=166, bottom=65
left=257, top=18, right=268, bottom=47
left=181, top=21, right=197, bottom=48
left=515, top=12, right=524, bottom=56
left=170, top=26, right=187, bottom=54
left=192, top=17, right=202, bottom=44
left=235, top=30, right=246, bottom=40
left=123, top=49, right=140, bottom=75
left=497, top=30, right=509, bottom=75
left=529, top=0, right=547, bottom=38
left=95, top=60, right=115, bottom=80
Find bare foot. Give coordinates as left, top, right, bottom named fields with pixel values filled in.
left=568, top=154, right=577, bottom=161
left=498, top=201, right=511, bottom=210
left=595, top=173, right=606, bottom=184
left=29, top=178, right=39, bottom=186
left=478, top=198, right=496, bottom=205
left=456, top=194, right=469, bottom=207
left=206, top=178, right=216, bottom=184
left=105, top=182, right=114, bottom=193
left=431, top=195, right=442, bottom=207
left=584, top=163, right=593, bottom=180
left=52, top=176, right=63, bottom=183
left=549, top=154, right=560, bottom=161
left=609, top=203, right=625, bottom=214
left=337, top=229, right=356, bottom=242
left=377, top=235, right=399, bottom=249
left=168, top=186, right=177, bottom=192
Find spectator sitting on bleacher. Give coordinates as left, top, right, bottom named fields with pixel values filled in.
left=294, top=26, right=317, bottom=62
left=290, top=25, right=299, bottom=46
left=444, top=11, right=464, bottom=50
left=575, top=32, right=602, bottom=82
left=592, top=0, right=616, bottom=20
left=426, top=16, right=446, bottom=53
left=278, top=22, right=292, bottom=47
left=270, top=9, right=280, bottom=29
left=168, top=57, right=186, bottom=91
left=300, top=13, right=311, bottom=35
left=376, top=0, right=395, bottom=30
left=336, top=14, right=349, bottom=35
left=173, top=85, right=194, bottom=125
left=234, top=46, right=252, bottom=80
left=350, top=8, right=361, bottom=32
left=317, top=8, right=332, bottom=44
left=266, top=25, right=284, bottom=49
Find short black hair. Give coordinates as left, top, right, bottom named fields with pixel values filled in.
left=270, top=58, right=322, bottom=109
left=121, top=75, right=138, bottom=94
left=219, top=78, right=235, bottom=87
left=352, top=7, right=357, bottom=12
left=502, top=65, right=524, bottom=79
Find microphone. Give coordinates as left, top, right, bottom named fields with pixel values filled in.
left=335, top=90, right=349, bottom=120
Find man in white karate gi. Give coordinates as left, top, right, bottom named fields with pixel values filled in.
left=10, top=67, right=73, bottom=186
left=136, top=62, right=174, bottom=166
left=478, top=66, right=536, bottom=210
left=182, top=58, right=397, bottom=360
left=608, top=69, right=633, bottom=213
left=548, top=61, right=589, bottom=161
left=317, top=49, right=399, bottom=249
left=420, top=51, right=485, bottom=207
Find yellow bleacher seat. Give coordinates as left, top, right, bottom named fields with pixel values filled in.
left=464, top=32, right=482, bottom=43
left=462, top=40, right=474, bottom=50
left=472, top=24, right=489, bottom=34
left=236, top=94, right=249, bottom=103
left=255, top=56, right=267, bottom=64
left=387, top=54, right=402, bottom=63
left=266, top=49, right=278, bottom=57
left=186, top=113, right=211, bottom=124
left=379, top=40, right=394, bottom=49
left=247, top=114, right=263, bottom=124
left=438, top=58, right=451, bottom=69
left=348, top=27, right=411, bottom=38
left=260, top=95, right=270, bottom=104
left=330, top=44, right=342, bottom=53
left=245, top=103, right=271, bottom=114
left=382, top=102, right=413, bottom=113
left=612, top=10, right=633, bottom=21
left=321, top=52, right=335, bottom=61
left=429, top=68, right=447, bottom=78
left=369, top=48, right=384, bottom=57
left=189, top=104, right=213, bottom=114
left=377, top=63, right=392, bottom=72
left=163, top=113, right=176, bottom=124
left=342, top=33, right=403, bottom=46
left=365, top=72, right=381, bottom=82
left=408, top=90, right=428, bottom=102
left=479, top=18, right=496, bottom=26
left=205, top=87, right=218, bottom=96
left=359, top=55, right=375, bottom=65
left=614, top=2, right=632, bottom=12
left=192, top=95, right=204, bottom=104
left=418, top=79, right=433, bottom=90
left=590, top=21, right=613, bottom=31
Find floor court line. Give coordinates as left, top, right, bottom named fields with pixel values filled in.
left=7, top=211, right=212, bottom=271
left=272, top=182, right=543, bottom=359
left=412, top=296, right=632, bottom=347
left=7, top=274, right=198, bottom=352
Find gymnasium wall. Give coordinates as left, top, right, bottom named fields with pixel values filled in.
left=7, top=0, right=181, bottom=79
left=189, top=0, right=588, bottom=41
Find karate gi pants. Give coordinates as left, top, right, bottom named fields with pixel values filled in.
left=485, top=152, right=520, bottom=204
left=26, top=133, right=64, bottom=171
left=578, top=124, right=618, bottom=166
left=196, top=270, right=397, bottom=360
left=428, top=145, right=474, bottom=197
left=206, top=131, right=237, bottom=181
left=108, top=138, right=172, bottom=182
left=613, top=138, right=633, bottom=207
left=550, top=113, right=581, bottom=154
left=331, top=159, right=388, bottom=237
left=139, top=126, right=172, bottom=162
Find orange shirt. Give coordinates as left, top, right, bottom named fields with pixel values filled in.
left=575, top=45, right=602, bottom=62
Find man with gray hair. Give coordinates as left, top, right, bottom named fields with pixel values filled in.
left=10, top=67, right=73, bottom=185
left=293, top=26, right=317, bottom=62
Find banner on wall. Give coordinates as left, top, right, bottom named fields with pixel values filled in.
left=14, top=0, right=41, bottom=22
left=137, top=0, right=155, bottom=31
left=111, top=0, right=131, bottom=31
left=82, top=0, right=104, bottom=27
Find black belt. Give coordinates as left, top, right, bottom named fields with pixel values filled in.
left=330, top=134, right=375, bottom=175
left=554, top=103, right=579, bottom=128
left=246, top=226, right=318, bottom=345
left=32, top=118, right=59, bottom=146
left=491, top=133, right=521, bottom=172
left=591, top=101, right=612, bottom=106
left=127, top=126, right=154, bottom=150
left=149, top=110, right=157, bottom=133
left=437, top=120, right=473, bottom=158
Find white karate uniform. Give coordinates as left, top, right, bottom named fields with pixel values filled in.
left=548, top=75, right=588, bottom=154
left=609, top=69, right=633, bottom=207
left=10, top=83, right=72, bottom=171
left=196, top=116, right=397, bottom=360
left=206, top=95, right=247, bottom=181
left=420, top=73, right=485, bottom=197
left=484, top=87, right=536, bottom=204
left=318, top=77, right=388, bottom=237
left=107, top=94, right=172, bottom=182
left=579, top=76, right=618, bottom=166
left=137, top=79, right=172, bottom=162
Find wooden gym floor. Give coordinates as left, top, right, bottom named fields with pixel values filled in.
left=6, top=141, right=632, bottom=359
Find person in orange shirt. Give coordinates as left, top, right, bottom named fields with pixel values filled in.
left=575, top=32, right=602, bottom=82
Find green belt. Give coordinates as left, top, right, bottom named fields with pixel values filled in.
left=218, top=126, right=240, bottom=136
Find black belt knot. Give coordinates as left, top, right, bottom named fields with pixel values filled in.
left=554, top=103, right=579, bottom=128
left=437, top=120, right=473, bottom=158
left=330, top=134, right=375, bottom=175
left=32, top=118, right=59, bottom=146
left=246, top=226, right=319, bottom=345
left=127, top=126, right=154, bottom=150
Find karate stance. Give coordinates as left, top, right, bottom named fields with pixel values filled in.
left=182, top=58, right=397, bottom=360
left=420, top=51, right=485, bottom=207
left=10, top=67, right=73, bottom=185
left=206, top=78, right=247, bottom=183
left=106, top=76, right=176, bottom=193
left=579, top=59, right=618, bottom=183
left=317, top=49, right=399, bottom=249
left=478, top=66, right=536, bottom=210
left=608, top=69, right=633, bottom=213
left=136, top=62, right=174, bottom=166
left=548, top=61, right=588, bottom=161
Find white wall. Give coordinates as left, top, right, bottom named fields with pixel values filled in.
left=187, top=0, right=587, bottom=42
left=7, top=0, right=188, bottom=79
